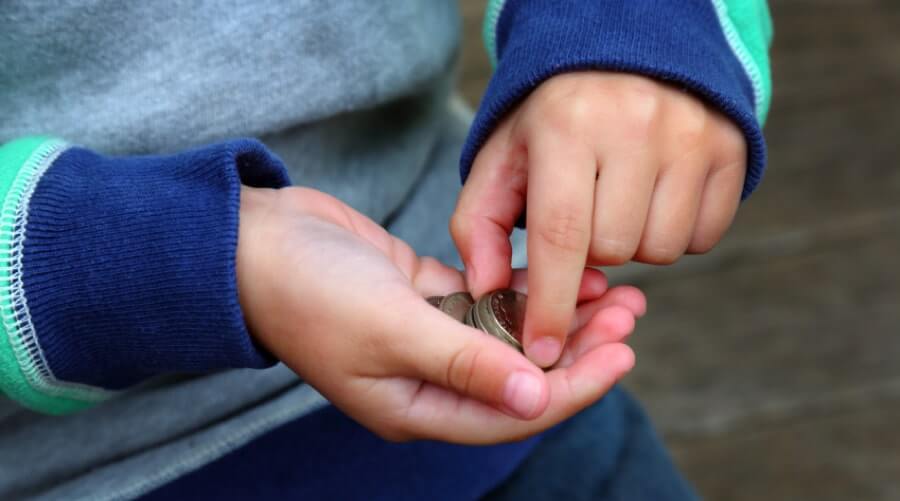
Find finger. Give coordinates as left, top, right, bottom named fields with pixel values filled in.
left=401, top=342, right=634, bottom=444
left=557, top=305, right=636, bottom=368
left=293, top=187, right=445, bottom=288
left=389, top=298, right=550, bottom=420
left=688, top=119, right=747, bottom=254
left=634, top=152, right=709, bottom=265
left=509, top=267, right=609, bottom=304
left=589, top=150, right=656, bottom=266
left=411, top=256, right=466, bottom=298
left=451, top=119, right=525, bottom=298
left=312, top=199, right=470, bottom=299
left=571, top=285, right=647, bottom=327
left=524, top=134, right=596, bottom=368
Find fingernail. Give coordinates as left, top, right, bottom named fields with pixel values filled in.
left=528, top=337, right=562, bottom=368
left=503, top=371, right=543, bottom=419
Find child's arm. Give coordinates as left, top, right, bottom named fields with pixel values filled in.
left=0, top=138, right=290, bottom=414
left=0, top=136, right=643, bottom=443
left=452, top=0, right=773, bottom=367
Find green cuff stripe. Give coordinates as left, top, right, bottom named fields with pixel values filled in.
left=0, top=137, right=112, bottom=414
left=482, top=0, right=508, bottom=68
left=711, top=0, right=774, bottom=125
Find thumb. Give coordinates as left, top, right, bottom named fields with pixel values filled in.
left=392, top=299, right=549, bottom=420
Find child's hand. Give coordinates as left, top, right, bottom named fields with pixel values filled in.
left=236, top=186, right=644, bottom=444
left=452, top=72, right=747, bottom=367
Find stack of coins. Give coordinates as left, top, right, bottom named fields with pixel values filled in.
left=426, top=289, right=526, bottom=353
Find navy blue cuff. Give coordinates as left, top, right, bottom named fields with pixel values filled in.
left=461, top=0, right=767, bottom=217
left=23, top=139, right=290, bottom=390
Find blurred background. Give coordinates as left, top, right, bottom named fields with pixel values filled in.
left=459, top=1, right=900, bottom=499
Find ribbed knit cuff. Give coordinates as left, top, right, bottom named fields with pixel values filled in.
left=1, top=138, right=290, bottom=412
left=462, top=0, right=768, bottom=203
left=0, top=137, right=102, bottom=414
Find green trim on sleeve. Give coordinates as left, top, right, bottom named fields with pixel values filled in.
left=0, top=137, right=112, bottom=414
left=482, top=0, right=508, bottom=67
left=711, top=0, right=774, bottom=125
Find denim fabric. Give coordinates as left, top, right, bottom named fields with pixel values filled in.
left=141, top=386, right=697, bottom=501
left=487, top=387, right=699, bottom=501
left=140, top=403, right=541, bottom=501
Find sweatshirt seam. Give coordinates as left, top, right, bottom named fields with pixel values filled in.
left=0, top=140, right=114, bottom=405
left=102, top=388, right=328, bottom=501
left=709, top=0, right=768, bottom=125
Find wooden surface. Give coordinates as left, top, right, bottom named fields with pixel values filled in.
left=458, top=1, right=900, bottom=499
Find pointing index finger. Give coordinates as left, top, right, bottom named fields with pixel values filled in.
left=524, top=132, right=596, bottom=367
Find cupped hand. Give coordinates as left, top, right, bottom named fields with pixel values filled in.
left=236, top=185, right=644, bottom=444
left=452, top=72, right=746, bottom=367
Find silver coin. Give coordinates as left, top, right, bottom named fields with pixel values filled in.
left=489, top=289, right=526, bottom=346
left=464, top=305, right=476, bottom=329
left=472, top=295, right=489, bottom=332
left=438, top=292, right=474, bottom=323
left=475, top=289, right=525, bottom=351
left=466, top=302, right=482, bottom=330
left=426, top=296, right=444, bottom=308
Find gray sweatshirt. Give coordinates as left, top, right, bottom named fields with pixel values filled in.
left=0, top=1, right=467, bottom=499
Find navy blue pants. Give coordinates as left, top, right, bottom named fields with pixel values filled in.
left=144, top=386, right=697, bottom=500
left=486, top=387, right=698, bottom=501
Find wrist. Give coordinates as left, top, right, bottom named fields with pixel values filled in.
left=237, top=185, right=279, bottom=343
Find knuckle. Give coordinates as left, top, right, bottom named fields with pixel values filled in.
left=713, top=160, right=747, bottom=188
left=589, top=237, right=636, bottom=265
left=449, top=211, right=471, bottom=243
left=689, top=224, right=726, bottom=254
left=445, top=343, right=482, bottom=396
left=717, top=122, right=749, bottom=164
left=536, top=205, right=589, bottom=254
left=619, top=87, right=662, bottom=140
left=638, top=235, right=690, bottom=265
left=415, top=255, right=445, bottom=282
left=539, top=92, right=600, bottom=135
left=565, top=93, right=600, bottom=129
left=672, top=113, right=708, bottom=153
left=357, top=326, right=395, bottom=363
left=637, top=241, right=683, bottom=265
left=687, top=235, right=718, bottom=255
left=674, top=91, right=709, bottom=129
left=418, top=256, right=442, bottom=273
